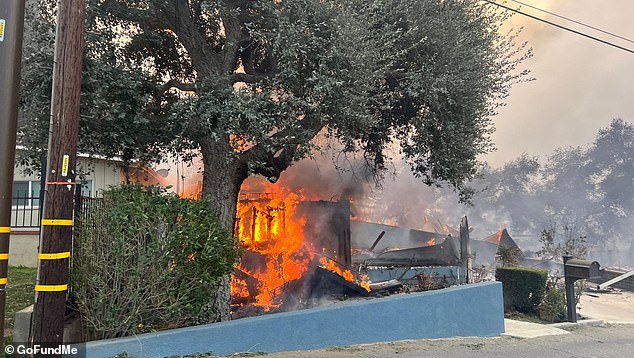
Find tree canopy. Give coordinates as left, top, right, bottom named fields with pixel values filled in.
left=20, top=0, right=529, bottom=225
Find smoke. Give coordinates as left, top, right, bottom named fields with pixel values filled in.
left=241, top=152, right=369, bottom=202
left=150, top=1, right=634, bottom=268
left=487, top=0, right=634, bottom=167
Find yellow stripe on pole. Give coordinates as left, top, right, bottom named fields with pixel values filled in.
left=41, top=219, right=73, bottom=226
left=35, top=284, right=68, bottom=292
left=0, top=227, right=10, bottom=233
left=0, top=253, right=9, bottom=260
left=38, top=252, right=71, bottom=260
left=0, top=278, right=7, bottom=285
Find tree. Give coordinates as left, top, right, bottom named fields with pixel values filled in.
left=463, top=154, right=542, bottom=234
left=485, top=153, right=540, bottom=202
left=538, top=119, right=632, bottom=250
left=21, top=0, right=529, bottom=319
left=583, top=118, right=633, bottom=240
left=537, top=222, right=588, bottom=261
left=19, top=1, right=177, bottom=176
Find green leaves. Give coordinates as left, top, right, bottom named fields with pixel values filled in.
left=20, top=0, right=531, bottom=204
left=72, top=184, right=240, bottom=338
left=349, top=0, right=528, bottom=196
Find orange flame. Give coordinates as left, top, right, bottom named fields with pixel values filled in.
left=317, top=257, right=371, bottom=292
left=318, top=257, right=354, bottom=282
left=229, top=134, right=250, bottom=153
left=233, top=189, right=312, bottom=311
left=231, top=278, right=250, bottom=300
left=495, top=225, right=504, bottom=243
left=232, top=176, right=370, bottom=311
left=426, top=238, right=436, bottom=246
left=358, top=274, right=371, bottom=292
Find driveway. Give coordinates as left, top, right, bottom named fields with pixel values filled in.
left=580, top=290, right=634, bottom=324
left=232, top=324, right=634, bottom=358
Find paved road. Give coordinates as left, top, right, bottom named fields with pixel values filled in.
left=227, top=323, right=634, bottom=358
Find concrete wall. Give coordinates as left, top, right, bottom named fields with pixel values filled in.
left=79, top=282, right=504, bottom=358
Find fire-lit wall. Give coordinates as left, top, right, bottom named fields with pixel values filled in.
left=81, top=282, right=504, bottom=357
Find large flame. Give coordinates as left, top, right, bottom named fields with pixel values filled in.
left=232, top=177, right=369, bottom=312
left=233, top=188, right=313, bottom=310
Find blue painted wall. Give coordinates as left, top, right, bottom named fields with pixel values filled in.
left=78, top=281, right=503, bottom=358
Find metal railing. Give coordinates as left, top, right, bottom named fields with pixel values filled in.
left=10, top=193, right=42, bottom=228
left=76, top=195, right=104, bottom=225
left=11, top=190, right=103, bottom=228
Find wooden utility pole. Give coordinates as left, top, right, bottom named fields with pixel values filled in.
left=0, top=0, right=26, bottom=342
left=31, top=0, right=86, bottom=345
left=460, top=216, right=472, bottom=284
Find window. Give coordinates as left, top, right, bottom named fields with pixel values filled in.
left=78, top=180, right=93, bottom=197
left=12, top=180, right=41, bottom=207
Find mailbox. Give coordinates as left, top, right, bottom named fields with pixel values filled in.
left=562, top=256, right=601, bottom=323
left=564, top=259, right=601, bottom=280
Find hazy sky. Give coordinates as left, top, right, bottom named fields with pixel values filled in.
left=484, top=0, right=634, bottom=166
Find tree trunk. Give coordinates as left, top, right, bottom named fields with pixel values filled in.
left=200, top=137, right=248, bottom=321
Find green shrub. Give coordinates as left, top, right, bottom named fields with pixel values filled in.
left=537, top=275, right=586, bottom=323
left=538, top=285, right=566, bottom=323
left=72, top=184, right=240, bottom=339
left=495, top=267, right=548, bottom=314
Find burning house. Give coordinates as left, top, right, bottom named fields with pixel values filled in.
left=156, top=156, right=476, bottom=318
left=231, top=190, right=371, bottom=317
left=230, top=181, right=470, bottom=318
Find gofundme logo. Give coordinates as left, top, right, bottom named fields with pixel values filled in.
left=5, top=344, right=80, bottom=356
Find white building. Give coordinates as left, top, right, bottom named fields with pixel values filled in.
left=10, top=149, right=125, bottom=267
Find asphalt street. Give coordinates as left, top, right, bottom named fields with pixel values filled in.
left=234, top=323, right=634, bottom=358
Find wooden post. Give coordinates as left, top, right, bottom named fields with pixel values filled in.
left=460, top=216, right=472, bottom=284
left=0, top=0, right=26, bottom=341
left=562, top=254, right=576, bottom=323
left=31, top=0, right=86, bottom=346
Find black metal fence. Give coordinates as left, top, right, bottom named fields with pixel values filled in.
left=11, top=190, right=103, bottom=228
left=10, top=193, right=41, bottom=228
left=76, top=196, right=104, bottom=225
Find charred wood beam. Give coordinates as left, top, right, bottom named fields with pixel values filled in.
left=369, top=279, right=402, bottom=293
left=311, top=267, right=370, bottom=297
left=369, top=231, right=386, bottom=252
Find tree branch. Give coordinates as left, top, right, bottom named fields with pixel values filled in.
left=240, top=116, right=325, bottom=182
left=230, top=73, right=267, bottom=84
left=219, top=4, right=243, bottom=74
left=156, top=79, right=197, bottom=97
left=99, top=0, right=166, bottom=31
left=221, top=0, right=256, bottom=7
left=165, top=0, right=225, bottom=75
